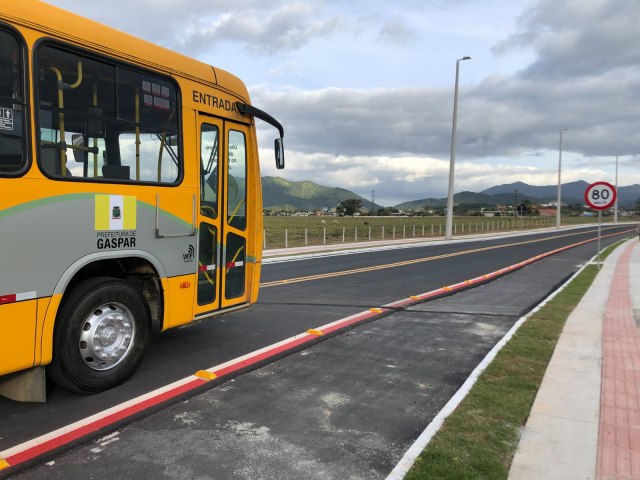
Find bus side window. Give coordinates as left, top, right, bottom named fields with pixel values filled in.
left=102, top=164, right=130, bottom=180
left=116, top=68, right=180, bottom=184
left=0, top=29, right=26, bottom=174
left=35, top=44, right=181, bottom=184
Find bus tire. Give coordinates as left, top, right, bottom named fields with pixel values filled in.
left=48, top=277, right=149, bottom=394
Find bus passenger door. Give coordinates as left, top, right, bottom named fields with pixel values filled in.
left=220, top=122, right=251, bottom=309
left=195, top=117, right=251, bottom=316
left=194, top=116, right=223, bottom=317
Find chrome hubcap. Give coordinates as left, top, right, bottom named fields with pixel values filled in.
left=79, top=302, right=135, bottom=371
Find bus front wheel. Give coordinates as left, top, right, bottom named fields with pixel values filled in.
left=48, top=277, right=150, bottom=394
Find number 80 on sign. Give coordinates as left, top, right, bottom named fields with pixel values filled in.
left=584, top=181, right=617, bottom=210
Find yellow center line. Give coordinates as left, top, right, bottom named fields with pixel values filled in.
left=260, top=226, right=627, bottom=288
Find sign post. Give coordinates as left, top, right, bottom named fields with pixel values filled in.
left=584, top=181, right=617, bottom=269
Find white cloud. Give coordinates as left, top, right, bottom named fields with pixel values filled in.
left=498, top=0, right=640, bottom=78
left=178, top=3, right=344, bottom=55
left=251, top=62, right=640, bottom=163
left=44, top=0, right=640, bottom=205
left=257, top=148, right=625, bottom=205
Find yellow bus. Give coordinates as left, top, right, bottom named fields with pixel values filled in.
left=0, top=0, right=285, bottom=400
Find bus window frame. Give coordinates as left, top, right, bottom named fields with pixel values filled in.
left=32, top=38, right=184, bottom=187
left=0, top=22, right=30, bottom=178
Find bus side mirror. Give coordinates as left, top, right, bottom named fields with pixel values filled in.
left=275, top=138, right=285, bottom=170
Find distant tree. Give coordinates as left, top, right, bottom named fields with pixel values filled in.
left=565, top=203, right=585, bottom=216
left=337, top=198, right=362, bottom=216
left=267, top=204, right=296, bottom=215
left=517, top=199, right=533, bottom=216
left=376, top=207, right=400, bottom=216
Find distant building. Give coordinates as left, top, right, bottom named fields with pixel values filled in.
left=480, top=209, right=500, bottom=217
left=537, top=207, right=557, bottom=216
left=480, top=205, right=510, bottom=217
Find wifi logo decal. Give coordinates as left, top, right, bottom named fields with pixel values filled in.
left=183, top=244, right=195, bottom=262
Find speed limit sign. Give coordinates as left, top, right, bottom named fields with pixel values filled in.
left=584, top=181, right=617, bottom=210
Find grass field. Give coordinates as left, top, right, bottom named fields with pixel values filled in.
left=263, top=215, right=620, bottom=249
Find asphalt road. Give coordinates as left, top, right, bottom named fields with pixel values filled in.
left=1, top=224, right=634, bottom=479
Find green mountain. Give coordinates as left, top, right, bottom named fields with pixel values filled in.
left=395, top=191, right=515, bottom=210
left=262, top=176, right=382, bottom=212
left=481, top=181, right=640, bottom=207
left=263, top=177, right=640, bottom=212
left=393, top=197, right=443, bottom=210
left=395, top=190, right=559, bottom=211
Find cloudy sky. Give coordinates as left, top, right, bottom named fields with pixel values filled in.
left=47, top=0, right=639, bottom=206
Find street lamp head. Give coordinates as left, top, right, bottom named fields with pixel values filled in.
left=460, top=56, right=471, bottom=61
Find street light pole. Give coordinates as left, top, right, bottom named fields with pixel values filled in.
left=445, top=56, right=471, bottom=240
left=556, top=128, right=568, bottom=229
left=614, top=155, right=619, bottom=223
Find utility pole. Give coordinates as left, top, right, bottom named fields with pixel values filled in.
left=445, top=56, right=471, bottom=240
left=614, top=155, right=619, bottom=223
left=556, top=128, right=568, bottom=229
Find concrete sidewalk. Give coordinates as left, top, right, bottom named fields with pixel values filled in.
left=509, top=238, right=640, bottom=479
